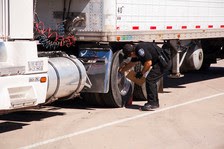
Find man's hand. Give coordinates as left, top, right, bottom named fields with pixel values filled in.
left=118, top=62, right=137, bottom=74
left=135, top=72, right=143, bottom=79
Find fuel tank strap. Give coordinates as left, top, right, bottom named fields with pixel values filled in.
left=46, top=60, right=60, bottom=103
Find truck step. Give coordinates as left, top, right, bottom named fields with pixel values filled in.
left=11, top=98, right=37, bottom=108
left=8, top=86, right=37, bottom=108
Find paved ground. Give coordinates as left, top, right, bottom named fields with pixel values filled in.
left=0, top=60, right=224, bottom=149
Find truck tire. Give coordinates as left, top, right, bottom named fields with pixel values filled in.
left=99, top=50, right=134, bottom=108
left=133, top=84, right=147, bottom=101
left=200, top=39, right=220, bottom=70
left=180, top=44, right=204, bottom=72
left=200, top=61, right=211, bottom=70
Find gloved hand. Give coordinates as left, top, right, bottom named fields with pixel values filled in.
left=135, top=72, right=143, bottom=79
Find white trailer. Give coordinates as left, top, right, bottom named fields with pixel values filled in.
left=1, top=0, right=224, bottom=111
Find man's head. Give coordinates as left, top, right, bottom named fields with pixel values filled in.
left=123, top=44, right=135, bottom=58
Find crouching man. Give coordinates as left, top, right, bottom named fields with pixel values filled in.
left=119, top=42, right=164, bottom=111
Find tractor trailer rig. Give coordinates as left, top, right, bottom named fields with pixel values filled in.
left=0, top=0, right=224, bottom=111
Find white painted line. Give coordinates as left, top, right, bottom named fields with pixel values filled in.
left=20, top=93, right=224, bottom=149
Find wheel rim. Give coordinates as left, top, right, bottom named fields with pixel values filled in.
left=118, top=72, right=131, bottom=96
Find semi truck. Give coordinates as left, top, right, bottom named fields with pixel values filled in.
left=0, top=0, right=224, bottom=111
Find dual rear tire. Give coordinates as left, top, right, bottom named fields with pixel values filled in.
left=83, top=50, right=134, bottom=108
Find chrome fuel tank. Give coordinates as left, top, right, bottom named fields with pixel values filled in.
left=46, top=56, right=87, bottom=103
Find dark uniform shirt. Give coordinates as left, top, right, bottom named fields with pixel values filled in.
left=131, top=43, right=159, bottom=65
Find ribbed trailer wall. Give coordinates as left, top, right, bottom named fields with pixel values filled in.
left=36, top=0, right=224, bottom=41
left=111, top=0, right=224, bottom=41
left=116, top=0, right=224, bottom=31
left=36, top=0, right=104, bottom=32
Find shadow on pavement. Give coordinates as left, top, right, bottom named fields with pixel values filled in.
left=49, top=97, right=121, bottom=110
left=0, top=110, right=65, bottom=122
left=0, top=110, right=65, bottom=134
left=164, top=66, right=224, bottom=89
left=49, top=98, right=98, bottom=110
left=0, top=122, right=29, bottom=133
left=125, top=104, right=142, bottom=110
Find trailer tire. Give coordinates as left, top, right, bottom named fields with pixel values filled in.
left=133, top=78, right=163, bottom=101
left=200, top=60, right=211, bottom=71
left=99, top=50, right=134, bottom=108
left=133, top=84, right=147, bottom=101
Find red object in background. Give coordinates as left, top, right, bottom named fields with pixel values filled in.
left=125, top=96, right=133, bottom=106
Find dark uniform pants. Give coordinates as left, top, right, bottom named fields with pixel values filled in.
left=145, top=63, right=164, bottom=106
